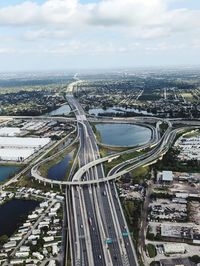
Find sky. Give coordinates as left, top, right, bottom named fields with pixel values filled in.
left=0, top=0, right=200, bottom=71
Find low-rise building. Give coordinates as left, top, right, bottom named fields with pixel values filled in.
left=3, top=241, right=17, bottom=249
left=163, top=243, right=186, bottom=254
left=160, top=258, right=193, bottom=266
left=15, top=251, right=29, bottom=258
left=32, top=252, right=44, bottom=260
left=159, top=170, right=173, bottom=184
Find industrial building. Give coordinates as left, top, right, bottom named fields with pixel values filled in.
left=0, top=127, right=23, bottom=137
left=175, top=135, right=200, bottom=160
left=163, top=243, right=186, bottom=254
left=160, top=258, right=194, bottom=266
left=161, top=224, right=193, bottom=240
left=0, top=137, right=50, bottom=161
left=157, top=170, right=173, bottom=184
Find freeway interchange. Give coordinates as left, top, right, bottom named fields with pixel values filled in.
left=28, top=82, right=200, bottom=266
left=2, top=81, right=200, bottom=266
left=62, top=84, right=200, bottom=266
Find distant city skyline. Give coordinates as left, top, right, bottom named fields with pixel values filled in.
left=0, top=0, right=200, bottom=71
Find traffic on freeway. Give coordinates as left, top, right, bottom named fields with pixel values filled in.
left=66, top=89, right=139, bottom=266
left=24, top=81, right=200, bottom=266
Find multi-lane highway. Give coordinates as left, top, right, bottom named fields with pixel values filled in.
left=4, top=81, right=199, bottom=266
left=66, top=91, right=139, bottom=266
left=64, top=82, right=200, bottom=266
left=2, top=80, right=200, bottom=266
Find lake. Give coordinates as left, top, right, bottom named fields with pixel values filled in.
left=0, top=165, right=20, bottom=182
left=47, top=151, right=74, bottom=181
left=89, top=106, right=153, bottom=116
left=95, top=123, right=151, bottom=146
left=49, top=104, right=71, bottom=116
left=0, top=199, right=39, bottom=237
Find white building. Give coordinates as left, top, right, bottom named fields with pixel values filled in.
left=44, top=236, right=54, bottom=242
left=0, top=137, right=50, bottom=161
left=48, top=260, right=56, bottom=266
left=15, top=251, right=29, bottom=258
left=52, top=244, right=59, bottom=255
left=20, top=246, right=30, bottom=252
left=3, top=241, right=17, bottom=249
left=0, top=127, right=22, bottom=137
left=160, top=171, right=173, bottom=184
left=32, top=252, right=44, bottom=260
left=40, top=202, right=48, bottom=208
left=10, top=259, right=24, bottom=265
left=163, top=243, right=186, bottom=254
left=0, top=137, right=50, bottom=149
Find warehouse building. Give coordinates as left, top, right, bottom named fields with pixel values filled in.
left=161, top=224, right=193, bottom=240
left=157, top=170, right=174, bottom=184
left=0, top=137, right=50, bottom=161
left=160, top=258, right=194, bottom=266
left=163, top=243, right=186, bottom=254
left=0, top=127, right=22, bottom=137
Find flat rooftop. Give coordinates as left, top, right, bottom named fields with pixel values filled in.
left=0, top=127, right=22, bottom=137
left=0, top=137, right=50, bottom=161
left=162, top=171, right=173, bottom=181
left=0, top=137, right=50, bottom=148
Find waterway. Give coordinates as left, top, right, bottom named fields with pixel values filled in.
left=0, top=199, right=39, bottom=237
left=47, top=151, right=74, bottom=181
left=89, top=106, right=153, bottom=116
left=95, top=123, right=151, bottom=147
left=0, top=165, right=20, bottom=182
left=49, top=104, right=71, bottom=116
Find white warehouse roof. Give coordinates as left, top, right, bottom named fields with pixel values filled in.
left=0, top=137, right=50, bottom=148
left=0, top=137, right=50, bottom=161
left=0, top=148, right=35, bottom=161
left=163, top=243, right=185, bottom=254
left=0, top=127, right=21, bottom=137
left=162, top=171, right=173, bottom=182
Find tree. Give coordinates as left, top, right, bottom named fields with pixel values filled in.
left=0, top=235, right=8, bottom=245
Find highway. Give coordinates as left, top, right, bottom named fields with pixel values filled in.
left=66, top=93, right=139, bottom=266
left=64, top=82, right=200, bottom=266
left=13, top=81, right=200, bottom=265
left=2, top=79, right=200, bottom=265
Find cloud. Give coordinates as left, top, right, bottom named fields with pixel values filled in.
left=23, top=28, right=71, bottom=41
left=0, top=0, right=166, bottom=29
left=0, top=0, right=198, bottom=33
left=0, top=47, right=16, bottom=54
left=0, top=0, right=200, bottom=70
left=0, top=0, right=91, bottom=28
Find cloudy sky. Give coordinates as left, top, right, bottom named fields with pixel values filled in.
left=0, top=0, right=200, bottom=71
